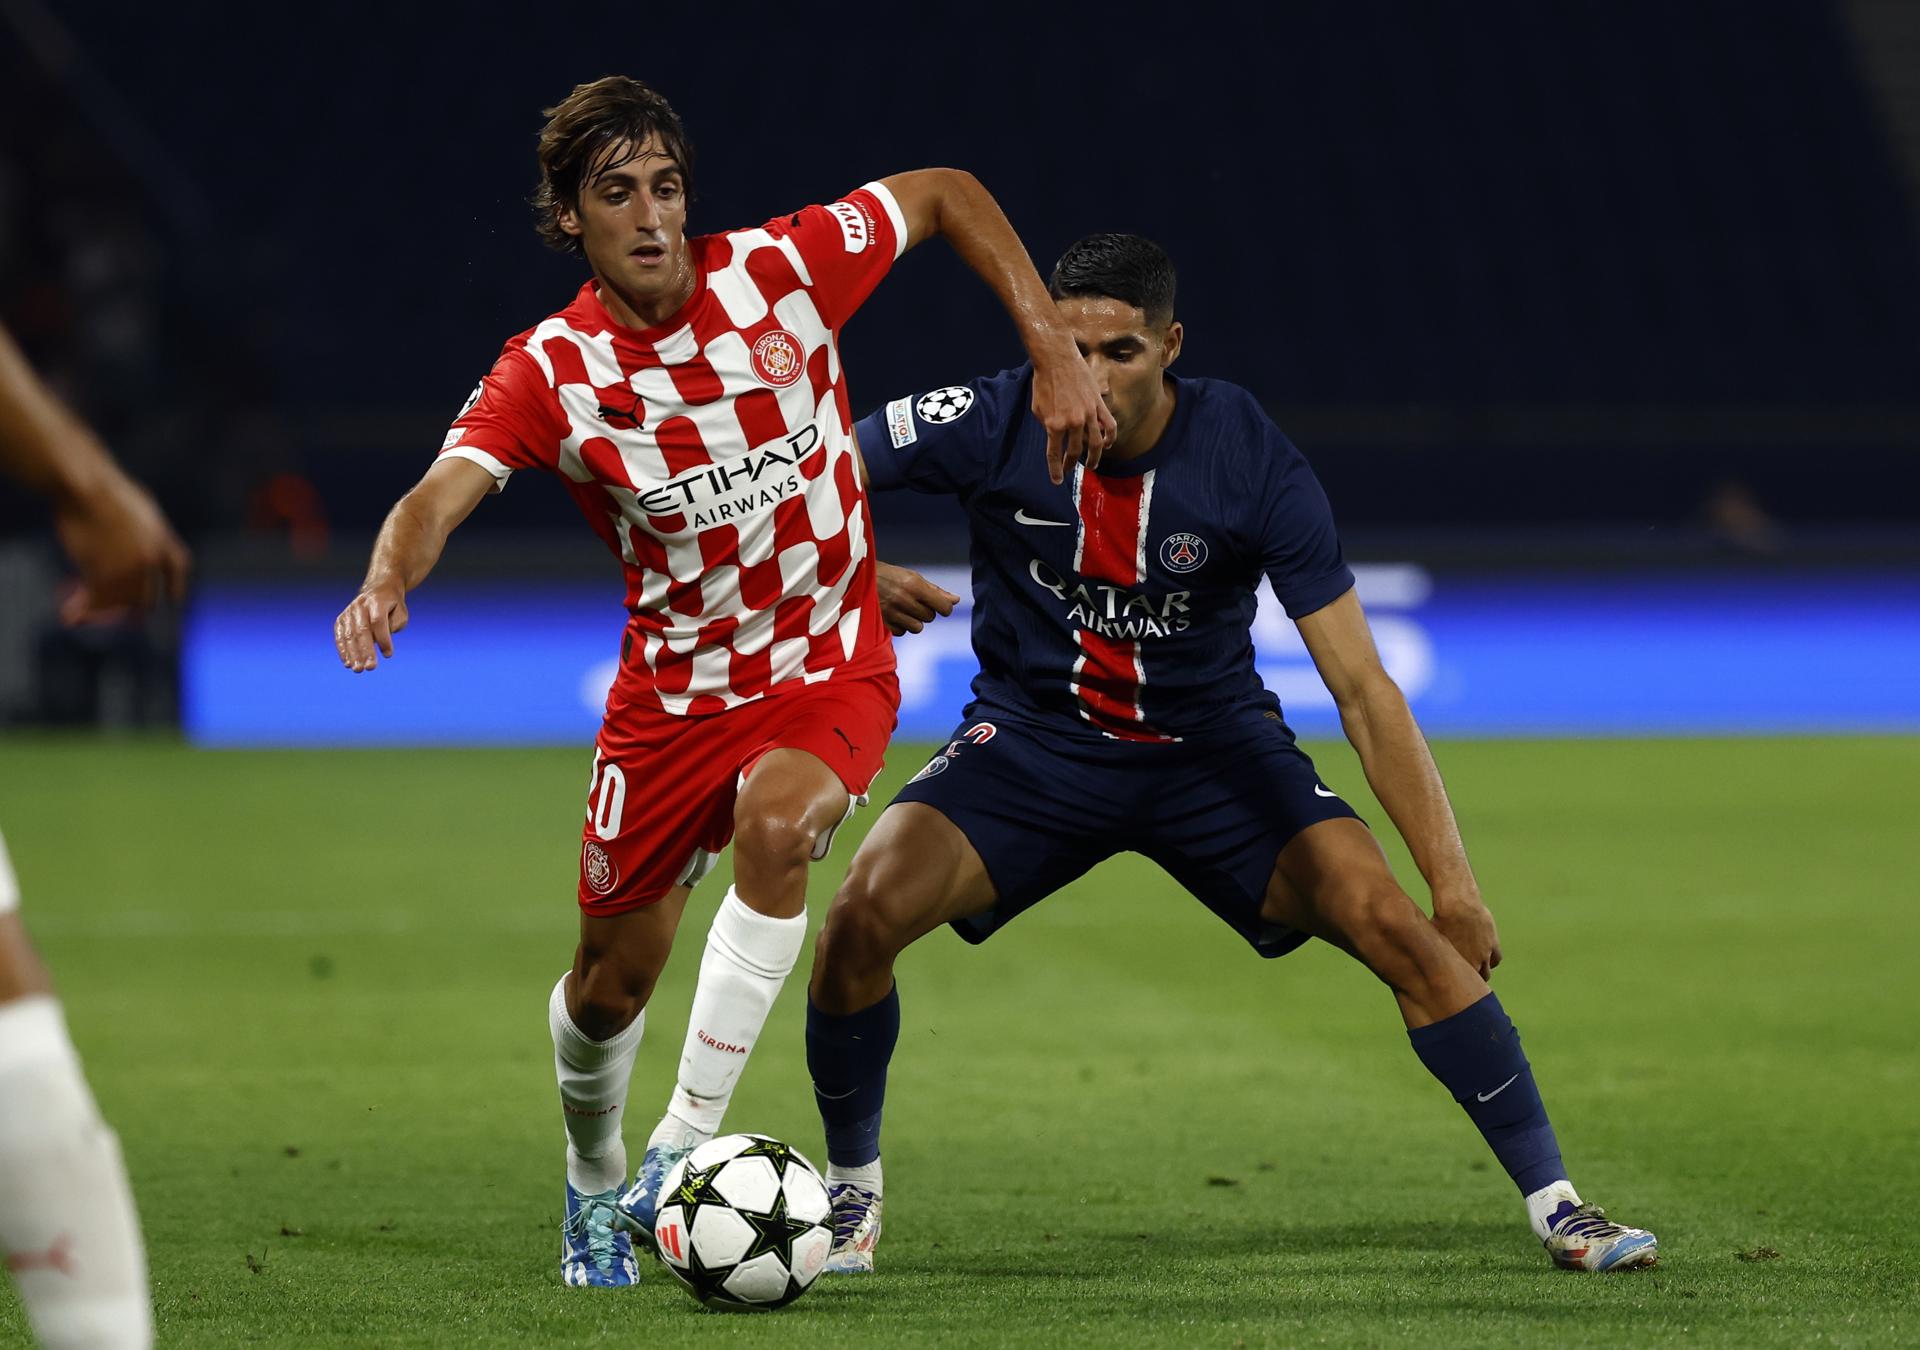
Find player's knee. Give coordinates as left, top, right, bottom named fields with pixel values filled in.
left=1323, top=881, right=1429, bottom=963
left=570, top=953, right=657, bottom=1039
left=816, top=887, right=902, bottom=980
left=731, top=806, right=817, bottom=877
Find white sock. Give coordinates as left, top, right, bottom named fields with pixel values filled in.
left=826, top=1159, right=884, bottom=1196
left=657, top=887, right=805, bottom=1146
left=1526, top=1178, right=1582, bottom=1239
left=548, top=976, right=645, bottom=1195
left=0, top=996, right=151, bottom=1350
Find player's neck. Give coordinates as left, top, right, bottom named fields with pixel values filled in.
left=593, top=266, right=698, bottom=332
left=1106, top=375, right=1178, bottom=463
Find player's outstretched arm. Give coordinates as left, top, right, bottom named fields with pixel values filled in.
left=876, top=169, right=1114, bottom=485
left=0, top=323, right=190, bottom=619
left=1296, top=589, right=1503, bottom=977
left=334, top=457, right=494, bottom=672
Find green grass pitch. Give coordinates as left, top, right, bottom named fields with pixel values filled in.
left=1, top=734, right=1915, bottom=1347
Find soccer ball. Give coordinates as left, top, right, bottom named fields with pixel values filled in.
left=652, top=1133, right=834, bottom=1310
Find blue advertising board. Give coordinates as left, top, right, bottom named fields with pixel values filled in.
left=184, top=567, right=1920, bottom=746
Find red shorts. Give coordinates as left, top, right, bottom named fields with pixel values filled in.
left=577, top=667, right=900, bottom=915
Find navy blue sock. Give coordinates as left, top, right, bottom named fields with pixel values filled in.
left=1408, top=992, right=1566, bottom=1196
left=806, top=986, right=900, bottom=1169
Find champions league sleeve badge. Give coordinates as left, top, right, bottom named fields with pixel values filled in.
left=915, top=386, right=974, bottom=424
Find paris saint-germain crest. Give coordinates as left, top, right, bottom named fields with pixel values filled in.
left=1160, top=532, right=1208, bottom=573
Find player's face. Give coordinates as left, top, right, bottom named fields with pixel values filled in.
left=1057, top=296, right=1183, bottom=448
left=558, top=133, right=692, bottom=321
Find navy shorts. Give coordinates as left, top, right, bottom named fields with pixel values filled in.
left=891, top=712, right=1361, bottom=958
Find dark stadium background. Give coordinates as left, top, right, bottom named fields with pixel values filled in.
left=3, top=0, right=1918, bottom=729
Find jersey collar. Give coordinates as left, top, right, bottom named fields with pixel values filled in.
left=580, top=243, right=711, bottom=348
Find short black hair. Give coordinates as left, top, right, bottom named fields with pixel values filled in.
left=1048, top=233, right=1176, bottom=326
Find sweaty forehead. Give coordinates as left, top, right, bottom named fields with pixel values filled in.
left=1057, top=295, right=1152, bottom=344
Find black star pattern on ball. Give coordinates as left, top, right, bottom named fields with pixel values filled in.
left=670, top=1160, right=729, bottom=1213
left=675, top=1228, right=738, bottom=1306
left=734, top=1136, right=801, bottom=1177
left=738, top=1186, right=814, bottom=1267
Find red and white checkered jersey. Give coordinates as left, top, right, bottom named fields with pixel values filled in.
left=439, top=183, right=908, bottom=716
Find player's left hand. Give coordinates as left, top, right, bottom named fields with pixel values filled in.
left=1432, top=889, right=1502, bottom=979
left=53, top=464, right=192, bottom=622
left=876, top=562, right=958, bottom=635
left=1032, top=352, right=1115, bottom=486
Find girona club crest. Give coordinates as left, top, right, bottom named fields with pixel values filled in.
left=582, top=841, right=619, bottom=897
left=751, top=329, right=805, bottom=388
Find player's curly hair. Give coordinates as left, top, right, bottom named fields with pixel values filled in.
left=1049, top=233, right=1177, bottom=327
left=533, top=76, right=696, bottom=255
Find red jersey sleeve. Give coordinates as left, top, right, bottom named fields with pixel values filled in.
left=769, top=182, right=907, bottom=329
left=436, top=339, right=564, bottom=492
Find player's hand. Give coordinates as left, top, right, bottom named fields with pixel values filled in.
left=52, top=466, right=191, bottom=622
left=1432, top=888, right=1502, bottom=980
left=1032, top=352, right=1115, bottom=486
left=334, top=581, right=409, bottom=672
left=876, top=562, right=958, bottom=636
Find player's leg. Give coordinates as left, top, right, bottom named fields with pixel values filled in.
left=552, top=889, right=691, bottom=1287
left=553, top=701, right=739, bottom=1286
left=632, top=673, right=899, bottom=1232
left=804, top=801, right=1001, bottom=1273
left=1261, top=818, right=1657, bottom=1270
left=0, top=846, right=153, bottom=1348
left=806, top=722, right=1117, bottom=1272
left=648, top=747, right=856, bottom=1157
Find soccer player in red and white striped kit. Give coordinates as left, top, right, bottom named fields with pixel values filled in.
left=332, top=76, right=1112, bottom=1286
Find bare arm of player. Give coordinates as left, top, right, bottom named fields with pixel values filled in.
left=1296, top=589, right=1504, bottom=977
left=333, top=457, right=496, bottom=672
left=876, top=169, right=1114, bottom=485
left=0, top=323, right=190, bottom=619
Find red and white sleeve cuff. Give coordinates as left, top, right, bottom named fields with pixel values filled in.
left=860, top=181, right=910, bottom=261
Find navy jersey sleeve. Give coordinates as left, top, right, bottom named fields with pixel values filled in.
left=1255, top=430, right=1355, bottom=619
left=854, top=366, right=1028, bottom=497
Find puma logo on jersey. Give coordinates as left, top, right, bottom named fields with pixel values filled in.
left=597, top=390, right=644, bottom=430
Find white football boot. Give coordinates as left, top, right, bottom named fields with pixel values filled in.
left=823, top=1182, right=882, bottom=1274
left=1540, top=1200, right=1659, bottom=1271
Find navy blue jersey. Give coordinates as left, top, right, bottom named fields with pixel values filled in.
left=858, top=366, right=1353, bottom=743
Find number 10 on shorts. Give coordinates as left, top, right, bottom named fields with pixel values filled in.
left=587, top=753, right=627, bottom=841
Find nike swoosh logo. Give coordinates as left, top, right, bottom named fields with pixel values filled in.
left=1014, top=508, right=1072, bottom=527
left=1476, top=1073, right=1520, bottom=1102
left=1312, top=784, right=1338, bottom=798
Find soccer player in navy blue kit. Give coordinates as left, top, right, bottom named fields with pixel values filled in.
left=805, top=235, right=1658, bottom=1275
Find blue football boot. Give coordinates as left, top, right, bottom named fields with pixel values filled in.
left=560, top=1182, right=639, bottom=1287
left=614, top=1142, right=692, bottom=1247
